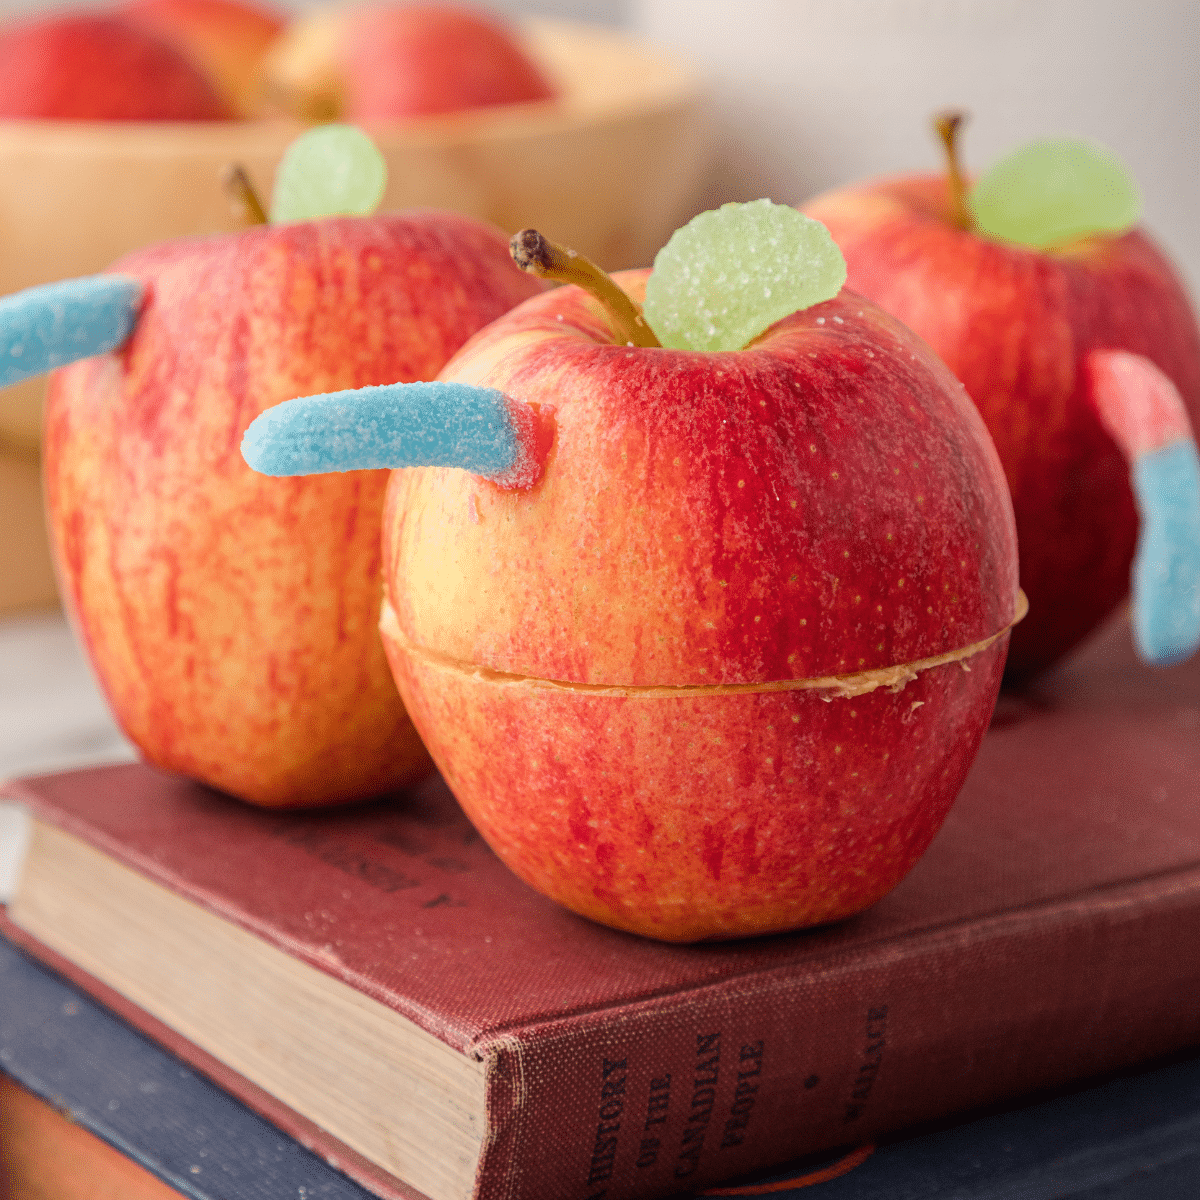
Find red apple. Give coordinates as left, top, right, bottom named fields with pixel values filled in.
left=260, top=3, right=556, bottom=123
left=41, top=210, right=544, bottom=808
left=239, top=208, right=1021, bottom=937
left=348, top=230, right=1021, bottom=941
left=0, top=13, right=232, bottom=121
left=804, top=134, right=1200, bottom=679
left=120, top=0, right=285, bottom=118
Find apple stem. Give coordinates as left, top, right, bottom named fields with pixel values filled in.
left=510, top=230, right=661, bottom=348
left=221, top=162, right=269, bottom=226
left=934, top=111, right=975, bottom=233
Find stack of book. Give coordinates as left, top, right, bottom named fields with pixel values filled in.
left=3, top=959, right=1198, bottom=1199
left=2, top=612, right=1200, bottom=1199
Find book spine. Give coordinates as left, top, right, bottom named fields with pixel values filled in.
left=478, top=866, right=1200, bottom=1200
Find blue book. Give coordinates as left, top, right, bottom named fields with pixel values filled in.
left=3, top=932, right=1199, bottom=1199
left=706, top=1060, right=1200, bottom=1199
left=0, top=932, right=376, bottom=1200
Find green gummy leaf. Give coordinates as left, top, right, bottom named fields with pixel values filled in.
left=269, top=124, right=388, bottom=224
left=969, top=136, right=1141, bottom=249
left=642, top=200, right=847, bottom=353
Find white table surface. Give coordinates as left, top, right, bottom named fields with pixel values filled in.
left=0, top=608, right=136, bottom=785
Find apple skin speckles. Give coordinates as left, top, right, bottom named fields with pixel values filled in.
left=378, top=268, right=1019, bottom=940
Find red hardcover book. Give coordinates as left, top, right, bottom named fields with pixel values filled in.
left=2, top=614, right=1199, bottom=1200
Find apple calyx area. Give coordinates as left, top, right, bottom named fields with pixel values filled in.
left=510, top=228, right=660, bottom=348
left=383, top=590, right=1027, bottom=701
left=934, top=110, right=975, bottom=233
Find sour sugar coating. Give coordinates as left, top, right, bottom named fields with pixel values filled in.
left=0, top=275, right=142, bottom=388
left=642, top=200, right=847, bottom=353
left=242, top=380, right=541, bottom=489
left=1131, top=444, right=1200, bottom=664
left=270, top=123, right=388, bottom=223
left=1088, top=349, right=1200, bottom=665
left=969, top=136, right=1142, bottom=249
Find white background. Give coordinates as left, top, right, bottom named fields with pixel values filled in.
left=635, top=0, right=1200, bottom=298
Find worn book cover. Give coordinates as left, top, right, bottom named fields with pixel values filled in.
left=4, top=931, right=1199, bottom=1200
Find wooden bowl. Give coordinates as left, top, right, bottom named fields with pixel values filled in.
left=0, top=18, right=711, bottom=611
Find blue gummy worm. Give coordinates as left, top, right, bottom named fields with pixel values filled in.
left=0, top=275, right=143, bottom=388
left=241, top=381, right=520, bottom=479
left=1131, top=440, right=1200, bottom=666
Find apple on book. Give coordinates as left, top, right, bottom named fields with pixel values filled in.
left=242, top=200, right=1031, bottom=941
left=0, top=126, right=544, bottom=808
left=260, top=2, right=557, bottom=122
left=0, top=11, right=233, bottom=120
left=805, top=116, right=1200, bottom=679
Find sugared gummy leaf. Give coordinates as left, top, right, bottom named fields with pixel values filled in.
left=642, top=200, right=846, bottom=353
left=969, top=137, right=1141, bottom=249
left=270, top=124, right=388, bottom=224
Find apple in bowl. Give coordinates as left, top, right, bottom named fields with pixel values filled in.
left=120, top=0, right=285, bottom=118
left=0, top=0, right=285, bottom=122
left=242, top=202, right=1024, bottom=940
left=260, top=2, right=557, bottom=122
left=0, top=11, right=232, bottom=121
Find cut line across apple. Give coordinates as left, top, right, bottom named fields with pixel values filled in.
left=239, top=200, right=1027, bottom=940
